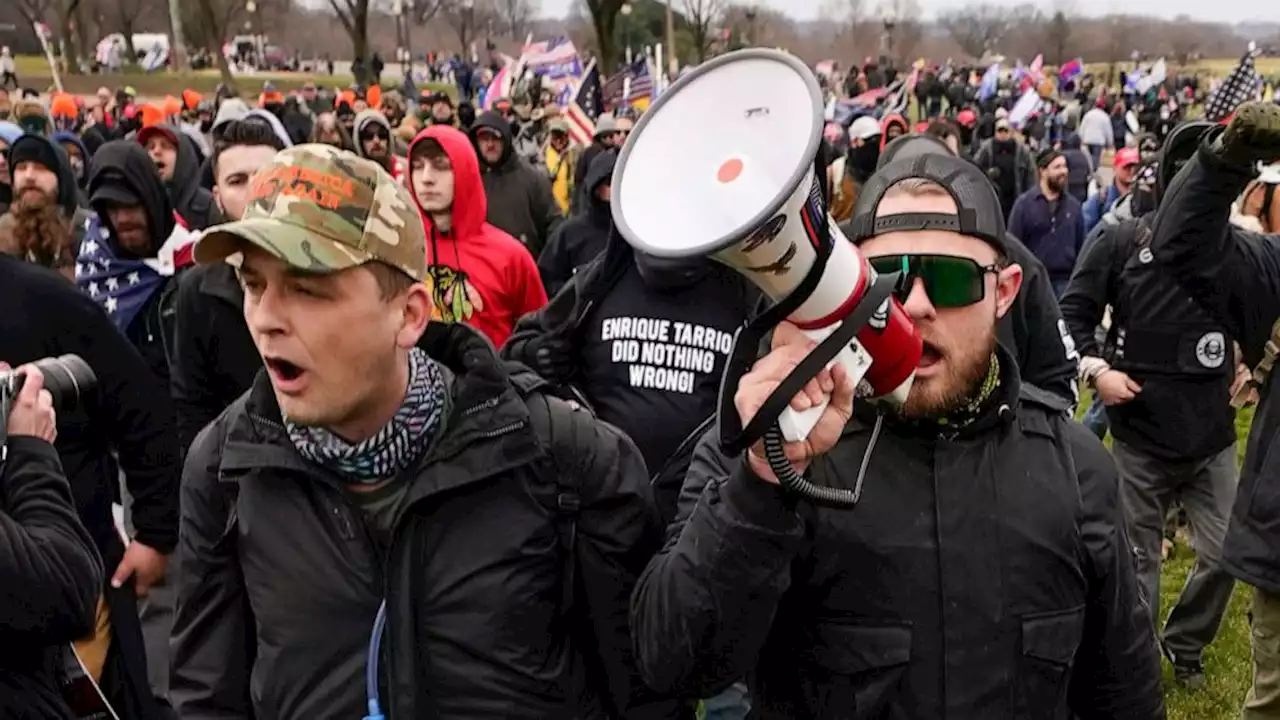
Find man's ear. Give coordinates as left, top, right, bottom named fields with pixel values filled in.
left=212, top=185, right=223, bottom=216
left=396, top=282, right=433, bottom=349
left=994, top=263, right=1023, bottom=319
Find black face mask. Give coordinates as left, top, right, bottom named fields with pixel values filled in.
left=199, top=118, right=213, bottom=133
left=847, top=140, right=880, bottom=181
left=634, top=252, right=712, bottom=291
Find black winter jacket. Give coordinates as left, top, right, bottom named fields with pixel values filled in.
left=1147, top=140, right=1280, bottom=594
left=469, top=111, right=562, bottom=260
left=632, top=348, right=1164, bottom=719
left=169, top=262, right=261, bottom=454
left=171, top=322, right=678, bottom=720
left=0, top=437, right=102, bottom=720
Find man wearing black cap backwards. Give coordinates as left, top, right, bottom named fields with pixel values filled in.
left=633, top=153, right=1164, bottom=719
left=1144, top=101, right=1280, bottom=718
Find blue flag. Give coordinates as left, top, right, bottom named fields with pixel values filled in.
left=75, top=214, right=168, bottom=332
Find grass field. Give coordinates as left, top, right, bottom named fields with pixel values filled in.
left=1080, top=392, right=1257, bottom=719
left=8, top=55, right=455, bottom=100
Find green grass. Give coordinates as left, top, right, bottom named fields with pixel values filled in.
left=10, top=55, right=455, bottom=100
left=1079, top=389, right=1256, bottom=718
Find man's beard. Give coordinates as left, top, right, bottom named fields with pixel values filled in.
left=5, top=190, right=72, bottom=270
left=899, top=322, right=997, bottom=420
left=1047, top=175, right=1067, bottom=194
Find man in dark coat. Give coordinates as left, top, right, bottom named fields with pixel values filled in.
left=469, top=110, right=562, bottom=260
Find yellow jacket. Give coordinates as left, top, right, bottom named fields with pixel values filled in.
left=545, top=144, right=573, bottom=214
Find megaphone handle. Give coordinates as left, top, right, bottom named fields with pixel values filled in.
left=777, top=327, right=873, bottom=443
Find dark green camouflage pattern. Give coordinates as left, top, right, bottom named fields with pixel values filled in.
left=195, top=143, right=427, bottom=280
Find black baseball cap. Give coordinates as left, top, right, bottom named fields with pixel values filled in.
left=847, top=153, right=1007, bottom=253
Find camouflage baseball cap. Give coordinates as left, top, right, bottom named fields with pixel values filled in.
left=195, top=143, right=426, bottom=280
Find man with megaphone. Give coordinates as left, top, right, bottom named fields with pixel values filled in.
left=627, top=49, right=1163, bottom=719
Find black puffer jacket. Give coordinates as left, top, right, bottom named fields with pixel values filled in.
left=632, top=349, right=1164, bottom=719
left=171, top=322, right=681, bottom=720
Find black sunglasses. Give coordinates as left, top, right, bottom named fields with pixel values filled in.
left=868, top=254, right=1000, bottom=309
left=360, top=128, right=390, bottom=142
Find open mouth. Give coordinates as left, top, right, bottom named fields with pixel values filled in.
left=264, top=357, right=307, bottom=387
left=919, top=342, right=943, bottom=368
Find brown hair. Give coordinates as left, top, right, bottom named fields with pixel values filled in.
left=366, top=261, right=419, bottom=300
left=0, top=194, right=75, bottom=276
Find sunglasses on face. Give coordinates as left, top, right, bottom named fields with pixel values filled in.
left=868, top=254, right=1001, bottom=309
left=361, top=129, right=389, bottom=143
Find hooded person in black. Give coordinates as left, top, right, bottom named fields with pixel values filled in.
left=136, top=123, right=221, bottom=230
left=538, top=149, right=616, bottom=295
left=469, top=110, right=562, bottom=260
left=84, top=141, right=189, bottom=385
left=0, top=133, right=94, bottom=277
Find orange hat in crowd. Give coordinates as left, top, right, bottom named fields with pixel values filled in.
left=49, top=93, right=78, bottom=119
left=162, top=95, right=183, bottom=117
left=139, top=104, right=166, bottom=128
left=337, top=89, right=357, bottom=108
left=182, top=89, right=202, bottom=111
left=366, top=85, right=382, bottom=109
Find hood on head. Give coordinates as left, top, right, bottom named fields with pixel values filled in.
left=52, top=130, right=91, bottom=181
left=352, top=109, right=393, bottom=159
left=8, top=133, right=78, bottom=215
left=139, top=122, right=201, bottom=185
left=879, top=113, right=908, bottom=151
left=244, top=108, right=294, bottom=148
left=88, top=140, right=175, bottom=254
left=585, top=149, right=616, bottom=211
left=408, top=125, right=486, bottom=241
left=468, top=110, right=514, bottom=168
left=1062, top=132, right=1081, bottom=149
left=212, top=98, right=251, bottom=133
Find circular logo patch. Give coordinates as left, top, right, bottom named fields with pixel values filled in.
left=1196, top=331, right=1227, bottom=369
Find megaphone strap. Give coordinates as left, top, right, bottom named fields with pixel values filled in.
left=717, top=271, right=899, bottom=455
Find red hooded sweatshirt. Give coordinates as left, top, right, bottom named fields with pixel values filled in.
left=408, top=125, right=547, bottom=347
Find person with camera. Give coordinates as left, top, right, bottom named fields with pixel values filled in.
left=0, top=251, right=179, bottom=719
left=0, top=363, right=104, bottom=719
left=1143, top=101, right=1280, bottom=718
left=632, top=154, right=1163, bottom=718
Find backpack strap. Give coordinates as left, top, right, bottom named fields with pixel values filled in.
left=1234, top=319, right=1280, bottom=408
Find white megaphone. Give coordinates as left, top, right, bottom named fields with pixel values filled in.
left=611, top=48, right=922, bottom=452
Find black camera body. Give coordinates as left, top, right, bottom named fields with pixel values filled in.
left=0, top=355, right=96, bottom=457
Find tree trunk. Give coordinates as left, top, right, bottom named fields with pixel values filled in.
left=199, top=0, right=237, bottom=95
left=591, top=9, right=618, bottom=73
left=122, top=22, right=138, bottom=68
left=351, top=0, right=370, bottom=85
left=57, top=1, right=82, bottom=75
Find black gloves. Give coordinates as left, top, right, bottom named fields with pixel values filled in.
left=1216, top=102, right=1280, bottom=168
left=528, top=335, right=575, bottom=384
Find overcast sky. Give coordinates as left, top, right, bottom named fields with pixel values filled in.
left=541, top=0, right=1280, bottom=23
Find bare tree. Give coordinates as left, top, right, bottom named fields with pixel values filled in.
left=190, top=0, right=253, bottom=93
left=680, top=0, right=725, bottom=63
left=584, top=0, right=624, bottom=73
left=110, top=0, right=148, bottom=65
left=887, top=0, right=923, bottom=63
left=1165, top=15, right=1201, bottom=64
left=1045, top=10, right=1070, bottom=66
left=329, top=0, right=372, bottom=82
left=442, top=0, right=496, bottom=57
left=494, top=0, right=535, bottom=40
left=936, top=3, right=1010, bottom=59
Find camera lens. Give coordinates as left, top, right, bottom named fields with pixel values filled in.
left=31, top=355, right=97, bottom=412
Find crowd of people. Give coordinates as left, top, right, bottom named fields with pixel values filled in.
left=2, top=43, right=1280, bottom=720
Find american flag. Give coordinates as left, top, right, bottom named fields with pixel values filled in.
left=75, top=214, right=195, bottom=332
left=604, top=58, right=654, bottom=109
left=1205, top=48, right=1262, bottom=123
left=567, top=59, right=602, bottom=146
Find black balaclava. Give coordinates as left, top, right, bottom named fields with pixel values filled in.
left=634, top=251, right=713, bottom=291
left=847, top=139, right=881, bottom=183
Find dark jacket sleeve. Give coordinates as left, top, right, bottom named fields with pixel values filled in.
left=1018, top=146, right=1038, bottom=195
left=1007, top=195, right=1027, bottom=242
left=1060, top=222, right=1124, bottom=359
left=0, top=436, right=102, bottom=640
left=631, top=433, right=806, bottom=696
left=1066, top=425, right=1165, bottom=719
left=73, top=295, right=181, bottom=552
left=170, top=270, right=222, bottom=456
left=1011, top=252, right=1079, bottom=406
left=501, top=269, right=585, bottom=367
left=1149, top=147, right=1280, bottom=361
left=537, top=223, right=575, bottom=298
left=567, top=403, right=680, bottom=718
left=169, top=416, right=255, bottom=720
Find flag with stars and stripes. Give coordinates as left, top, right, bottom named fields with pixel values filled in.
left=75, top=214, right=195, bottom=332
left=1205, top=48, right=1262, bottom=123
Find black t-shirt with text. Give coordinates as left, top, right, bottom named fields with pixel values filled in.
left=579, top=264, right=751, bottom=475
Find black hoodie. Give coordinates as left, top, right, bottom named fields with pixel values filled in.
left=88, top=141, right=181, bottom=384
left=538, top=149, right=616, bottom=295
left=149, top=123, right=221, bottom=230
left=468, top=110, right=562, bottom=259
